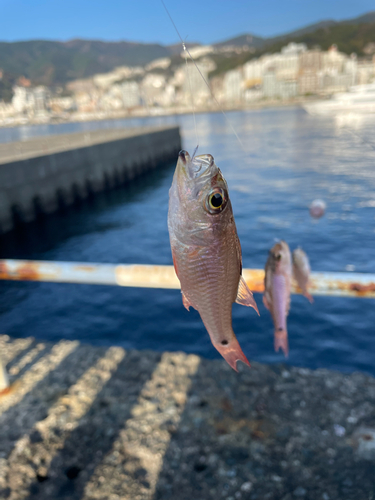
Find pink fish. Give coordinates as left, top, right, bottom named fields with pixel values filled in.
left=292, top=247, right=314, bottom=304
left=168, top=150, right=259, bottom=371
left=263, top=241, right=292, bottom=357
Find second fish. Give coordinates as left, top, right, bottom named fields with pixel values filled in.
left=263, top=240, right=292, bottom=357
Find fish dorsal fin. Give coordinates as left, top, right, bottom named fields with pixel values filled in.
left=236, top=276, right=260, bottom=316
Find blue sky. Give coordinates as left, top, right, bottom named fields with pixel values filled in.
left=0, top=0, right=374, bottom=44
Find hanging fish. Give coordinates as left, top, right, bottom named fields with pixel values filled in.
left=168, top=150, right=259, bottom=371
left=292, top=247, right=314, bottom=303
left=263, top=240, right=292, bottom=357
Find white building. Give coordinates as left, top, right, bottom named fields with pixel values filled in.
left=120, top=81, right=141, bottom=108
left=93, top=66, right=144, bottom=90
left=281, top=42, right=307, bottom=56
left=182, top=61, right=212, bottom=105
left=0, top=102, right=15, bottom=121
left=223, top=69, right=243, bottom=103
left=12, top=86, right=34, bottom=114
left=33, top=86, right=50, bottom=116
left=344, top=54, right=358, bottom=86
left=49, top=96, right=76, bottom=113
left=243, top=58, right=264, bottom=86
left=262, top=71, right=278, bottom=98
left=356, top=59, right=375, bottom=85
left=263, top=70, right=298, bottom=99
left=276, top=43, right=306, bottom=81
left=322, top=45, right=346, bottom=74
left=141, top=73, right=167, bottom=107
left=244, top=86, right=262, bottom=103
left=181, top=45, right=214, bottom=59
left=145, top=58, right=171, bottom=71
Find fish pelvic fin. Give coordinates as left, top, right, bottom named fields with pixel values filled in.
left=262, top=294, right=270, bottom=311
left=213, top=336, right=251, bottom=372
left=304, top=291, right=314, bottom=304
left=236, top=276, right=260, bottom=316
left=181, top=291, right=192, bottom=311
left=274, top=329, right=289, bottom=358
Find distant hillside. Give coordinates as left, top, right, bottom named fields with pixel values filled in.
left=214, top=34, right=265, bottom=49
left=270, top=20, right=337, bottom=43
left=210, top=20, right=375, bottom=78
left=284, top=21, right=375, bottom=54
left=167, top=42, right=201, bottom=55
left=0, top=39, right=170, bottom=87
left=342, top=11, right=375, bottom=24
left=213, top=10, right=375, bottom=49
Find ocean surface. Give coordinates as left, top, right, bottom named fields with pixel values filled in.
left=1, top=107, right=375, bottom=376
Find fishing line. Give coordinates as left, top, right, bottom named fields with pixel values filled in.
left=159, top=0, right=199, bottom=147
left=160, top=0, right=247, bottom=154
left=183, top=39, right=199, bottom=148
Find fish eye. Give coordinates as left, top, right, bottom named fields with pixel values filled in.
left=210, top=192, right=223, bottom=208
left=275, top=254, right=282, bottom=261
left=205, top=188, right=227, bottom=214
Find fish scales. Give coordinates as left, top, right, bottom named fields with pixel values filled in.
left=168, top=150, right=259, bottom=371
left=177, top=236, right=238, bottom=338
left=272, top=274, right=288, bottom=330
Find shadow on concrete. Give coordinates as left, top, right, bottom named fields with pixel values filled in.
left=5, top=339, right=38, bottom=373
left=24, top=350, right=161, bottom=500
left=10, top=344, right=54, bottom=382
left=0, top=344, right=106, bottom=460
left=0, top=347, right=374, bottom=499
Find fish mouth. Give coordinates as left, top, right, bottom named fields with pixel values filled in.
left=178, top=150, right=189, bottom=165
left=270, top=241, right=285, bottom=260
left=178, top=150, right=216, bottom=181
left=190, top=154, right=215, bottom=179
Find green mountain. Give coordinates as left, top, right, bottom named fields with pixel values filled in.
left=0, top=39, right=170, bottom=88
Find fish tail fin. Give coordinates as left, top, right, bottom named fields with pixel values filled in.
left=274, top=329, right=289, bottom=358
left=214, top=336, right=251, bottom=372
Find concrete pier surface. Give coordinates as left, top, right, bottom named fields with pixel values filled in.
left=0, top=126, right=181, bottom=233
left=0, top=335, right=375, bottom=500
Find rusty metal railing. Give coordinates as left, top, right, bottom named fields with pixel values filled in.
left=1, top=258, right=374, bottom=393
left=0, top=259, right=374, bottom=298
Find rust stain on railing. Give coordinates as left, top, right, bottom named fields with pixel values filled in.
left=349, top=282, right=375, bottom=294
left=0, top=382, right=20, bottom=399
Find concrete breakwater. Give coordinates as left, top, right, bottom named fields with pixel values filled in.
left=0, top=335, right=375, bottom=500
left=0, top=126, right=181, bottom=233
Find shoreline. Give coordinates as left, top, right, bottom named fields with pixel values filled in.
left=0, top=98, right=312, bottom=131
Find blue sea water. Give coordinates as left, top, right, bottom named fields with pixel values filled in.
left=1, top=107, right=375, bottom=376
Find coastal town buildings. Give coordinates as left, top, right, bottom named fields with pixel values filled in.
left=1, top=42, right=374, bottom=125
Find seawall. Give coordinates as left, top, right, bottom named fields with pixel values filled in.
left=0, top=125, right=181, bottom=233
left=0, top=335, right=374, bottom=499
